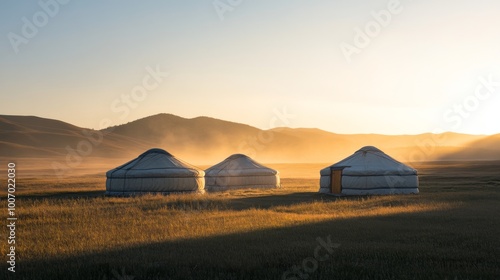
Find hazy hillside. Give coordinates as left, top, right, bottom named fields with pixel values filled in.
left=269, top=127, right=491, bottom=162
left=104, top=114, right=306, bottom=163
left=436, top=134, right=500, bottom=160
left=0, top=115, right=152, bottom=158
left=1, top=114, right=499, bottom=166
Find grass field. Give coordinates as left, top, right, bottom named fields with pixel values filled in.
left=1, top=161, right=500, bottom=279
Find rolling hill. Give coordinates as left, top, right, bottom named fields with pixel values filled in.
left=1, top=113, right=500, bottom=167
left=0, top=115, right=152, bottom=158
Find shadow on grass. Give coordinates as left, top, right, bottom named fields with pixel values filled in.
left=16, top=187, right=367, bottom=211
left=17, top=190, right=106, bottom=201
left=6, top=204, right=500, bottom=280
left=226, top=192, right=375, bottom=211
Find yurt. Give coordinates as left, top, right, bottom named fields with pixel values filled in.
left=205, top=154, right=280, bottom=191
left=319, top=146, right=418, bottom=195
left=106, top=148, right=205, bottom=195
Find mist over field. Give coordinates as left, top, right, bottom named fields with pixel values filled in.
left=2, top=0, right=500, bottom=279
left=2, top=113, right=500, bottom=177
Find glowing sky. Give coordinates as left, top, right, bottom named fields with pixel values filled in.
left=1, top=0, right=500, bottom=135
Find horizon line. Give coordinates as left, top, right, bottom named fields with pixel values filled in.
left=1, top=113, right=497, bottom=137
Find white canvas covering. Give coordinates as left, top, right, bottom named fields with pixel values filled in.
left=106, top=148, right=205, bottom=195
left=205, top=154, right=280, bottom=191
left=319, top=146, right=419, bottom=195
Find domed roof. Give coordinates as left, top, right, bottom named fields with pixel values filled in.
left=321, top=146, right=416, bottom=176
left=107, top=148, right=204, bottom=178
left=356, top=146, right=383, bottom=153
left=138, top=148, right=172, bottom=156
left=206, top=154, right=278, bottom=176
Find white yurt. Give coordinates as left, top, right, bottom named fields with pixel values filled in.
left=319, top=146, right=418, bottom=195
left=106, top=148, right=205, bottom=195
left=205, top=154, right=280, bottom=191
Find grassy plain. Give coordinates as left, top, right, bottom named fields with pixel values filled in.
left=1, top=161, right=499, bottom=279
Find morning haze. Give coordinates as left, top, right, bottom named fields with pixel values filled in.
left=1, top=1, right=500, bottom=135
left=1, top=1, right=500, bottom=279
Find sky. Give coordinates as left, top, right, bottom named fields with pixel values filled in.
left=1, top=0, right=500, bottom=135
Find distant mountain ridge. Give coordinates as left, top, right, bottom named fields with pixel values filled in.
left=1, top=113, right=500, bottom=164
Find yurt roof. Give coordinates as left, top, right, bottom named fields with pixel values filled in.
left=107, top=148, right=204, bottom=178
left=206, top=154, right=278, bottom=176
left=320, top=146, right=417, bottom=176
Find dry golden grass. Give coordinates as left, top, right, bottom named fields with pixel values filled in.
left=1, top=162, right=499, bottom=279
left=18, top=188, right=456, bottom=262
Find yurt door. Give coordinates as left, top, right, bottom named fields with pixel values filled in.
left=330, top=169, right=342, bottom=194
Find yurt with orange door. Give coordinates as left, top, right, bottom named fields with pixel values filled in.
left=319, top=146, right=418, bottom=195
